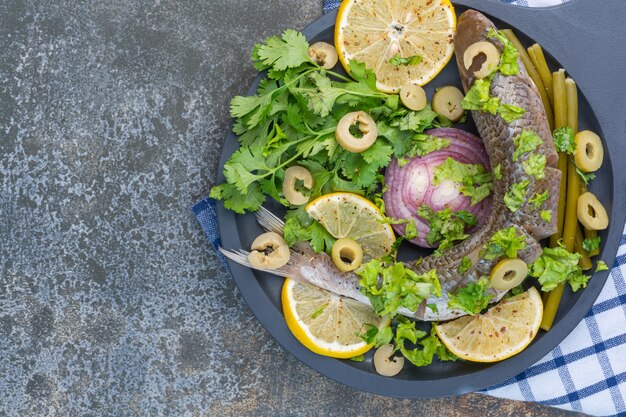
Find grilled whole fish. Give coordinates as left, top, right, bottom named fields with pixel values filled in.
left=220, top=10, right=560, bottom=322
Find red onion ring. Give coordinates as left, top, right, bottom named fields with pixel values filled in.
left=383, top=128, right=492, bottom=248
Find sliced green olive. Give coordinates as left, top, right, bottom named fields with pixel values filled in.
left=335, top=111, right=378, bottom=153
left=432, top=86, right=465, bottom=122
left=308, top=42, right=338, bottom=69
left=463, top=41, right=501, bottom=79
left=399, top=84, right=427, bottom=111
left=577, top=192, right=609, bottom=230
left=248, top=232, right=290, bottom=269
left=331, top=238, right=363, bottom=272
left=574, top=130, right=604, bottom=172
left=373, top=344, right=404, bottom=377
left=490, top=258, right=528, bottom=291
left=282, top=166, right=313, bottom=206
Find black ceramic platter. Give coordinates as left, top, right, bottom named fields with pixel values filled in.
left=215, top=0, right=626, bottom=398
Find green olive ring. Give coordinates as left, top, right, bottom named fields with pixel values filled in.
left=463, top=41, right=501, bottom=79
left=331, top=238, right=363, bottom=272
left=432, top=86, right=465, bottom=122
left=399, top=84, right=427, bottom=111
left=490, top=258, right=528, bottom=291
left=282, top=166, right=313, bottom=206
left=574, top=130, right=604, bottom=172
left=308, top=42, right=338, bottom=69
left=373, top=344, right=404, bottom=377
left=248, top=232, right=290, bottom=269
left=335, top=111, right=378, bottom=153
left=577, top=192, right=609, bottom=230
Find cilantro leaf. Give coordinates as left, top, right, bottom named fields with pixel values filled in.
left=209, top=182, right=266, bottom=214
left=396, top=324, right=458, bottom=367
left=576, top=168, right=596, bottom=185
left=253, top=29, right=311, bottom=71
left=553, top=127, right=575, bottom=154
left=529, top=246, right=589, bottom=292
left=448, top=277, right=492, bottom=315
left=513, top=130, right=543, bottom=161
left=390, top=106, right=439, bottom=133
left=283, top=214, right=335, bottom=254
left=389, top=54, right=423, bottom=66
left=504, top=179, right=531, bottom=212
left=482, top=226, right=527, bottom=261
left=583, top=237, right=601, bottom=252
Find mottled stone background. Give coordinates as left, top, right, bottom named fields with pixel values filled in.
left=0, top=0, right=582, bottom=416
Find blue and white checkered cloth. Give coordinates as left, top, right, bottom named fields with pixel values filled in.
left=196, top=1, right=626, bottom=415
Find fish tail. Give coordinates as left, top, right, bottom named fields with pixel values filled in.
left=255, top=206, right=285, bottom=235
left=218, top=246, right=305, bottom=279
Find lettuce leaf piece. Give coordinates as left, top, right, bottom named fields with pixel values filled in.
left=596, top=261, right=609, bottom=272
left=389, top=54, right=423, bottom=66
left=447, top=277, right=492, bottom=315
left=513, top=130, right=543, bottom=161
left=540, top=210, right=553, bottom=223
left=522, top=153, right=547, bottom=179
left=529, top=191, right=549, bottom=208
left=583, top=237, right=601, bottom=252
left=487, top=28, right=519, bottom=76
left=481, top=226, right=527, bottom=261
left=504, top=179, right=531, bottom=212
left=528, top=245, right=589, bottom=292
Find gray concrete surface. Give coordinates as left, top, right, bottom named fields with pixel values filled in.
left=0, top=0, right=582, bottom=416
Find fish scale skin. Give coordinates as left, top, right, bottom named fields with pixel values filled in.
left=409, top=10, right=560, bottom=315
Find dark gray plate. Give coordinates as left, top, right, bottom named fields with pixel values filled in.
left=215, top=0, right=626, bottom=398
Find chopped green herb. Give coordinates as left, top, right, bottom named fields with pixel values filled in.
left=482, top=226, right=527, bottom=261
left=395, top=321, right=458, bottom=367
left=448, top=277, right=492, bottom=315
left=359, top=324, right=394, bottom=347
left=462, top=77, right=500, bottom=114
left=427, top=303, right=438, bottom=313
left=529, top=191, right=549, bottom=208
left=582, top=237, right=601, bottom=252
left=529, top=245, right=590, bottom=292
left=553, top=127, right=575, bottom=154
left=457, top=256, right=473, bottom=274
left=576, top=168, right=596, bottom=185
left=493, top=164, right=503, bottom=180
left=513, top=130, right=543, bottom=161
left=283, top=213, right=336, bottom=254
left=522, top=154, right=547, bottom=179
left=487, top=28, right=519, bottom=76
left=389, top=53, right=423, bottom=66
left=311, top=303, right=328, bottom=319
left=504, top=179, right=531, bottom=212
left=433, top=157, right=493, bottom=205
left=418, top=206, right=478, bottom=257
left=498, top=104, right=526, bottom=123
left=540, top=210, right=553, bottom=223
left=357, top=260, right=441, bottom=316
left=596, top=261, right=609, bottom=272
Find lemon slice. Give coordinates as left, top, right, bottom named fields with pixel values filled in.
left=434, top=287, right=543, bottom=362
left=282, top=278, right=388, bottom=358
left=334, top=0, right=456, bottom=92
left=305, top=192, right=395, bottom=262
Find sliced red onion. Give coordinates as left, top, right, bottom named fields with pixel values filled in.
left=383, top=128, right=492, bottom=248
